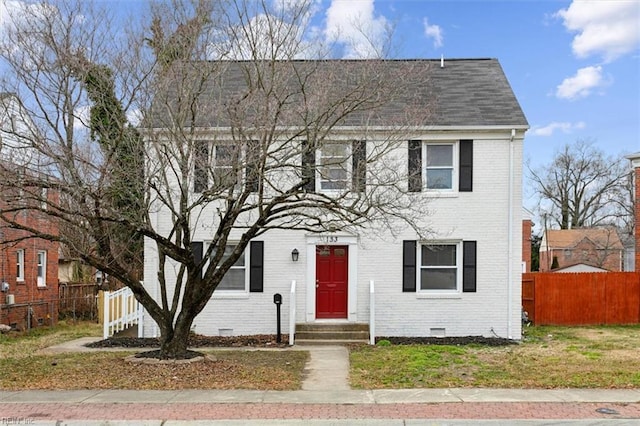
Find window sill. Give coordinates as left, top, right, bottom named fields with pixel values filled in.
left=212, top=292, right=250, bottom=300
left=424, top=191, right=459, bottom=198
left=36, top=285, right=47, bottom=289
left=416, top=292, right=462, bottom=300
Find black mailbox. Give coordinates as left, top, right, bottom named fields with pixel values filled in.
left=273, top=293, right=283, bottom=343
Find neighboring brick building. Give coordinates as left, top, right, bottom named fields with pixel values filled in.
left=1, top=92, right=59, bottom=330
left=0, top=195, right=59, bottom=330
left=539, top=228, right=624, bottom=272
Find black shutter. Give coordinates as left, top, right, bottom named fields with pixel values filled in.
left=249, top=241, right=264, bottom=292
left=408, top=140, right=422, bottom=192
left=191, top=241, right=203, bottom=264
left=191, top=241, right=204, bottom=278
left=194, top=143, right=209, bottom=193
left=402, top=240, right=417, bottom=292
left=463, top=240, right=477, bottom=292
left=301, top=140, right=315, bottom=192
left=245, top=140, right=259, bottom=192
left=352, top=140, right=366, bottom=192
left=459, top=140, right=473, bottom=192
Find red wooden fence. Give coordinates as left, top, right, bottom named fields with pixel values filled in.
left=522, top=272, right=640, bottom=325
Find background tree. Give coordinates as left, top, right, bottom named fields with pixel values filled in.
left=528, top=140, right=631, bottom=230
left=530, top=233, right=541, bottom=271
left=0, top=0, right=433, bottom=358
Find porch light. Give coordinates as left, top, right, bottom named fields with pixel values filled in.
left=291, top=248, right=299, bottom=262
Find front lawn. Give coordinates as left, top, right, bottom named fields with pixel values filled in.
left=0, top=321, right=307, bottom=390
left=350, top=325, right=640, bottom=389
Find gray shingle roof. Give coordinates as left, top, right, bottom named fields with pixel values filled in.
left=148, top=58, right=528, bottom=129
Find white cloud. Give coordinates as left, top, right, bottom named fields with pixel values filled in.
left=423, top=17, right=443, bottom=48
left=324, top=0, right=389, bottom=59
left=531, top=121, right=586, bottom=137
left=556, top=65, right=606, bottom=100
left=0, top=0, right=22, bottom=36
left=556, top=0, right=640, bottom=62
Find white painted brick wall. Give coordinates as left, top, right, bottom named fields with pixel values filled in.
left=142, top=133, right=524, bottom=340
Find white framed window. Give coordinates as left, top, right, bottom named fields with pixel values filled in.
left=419, top=242, right=462, bottom=292
left=37, top=250, right=46, bottom=287
left=194, top=141, right=243, bottom=193
left=423, top=143, right=456, bottom=190
left=318, top=142, right=349, bottom=191
left=16, top=249, right=25, bottom=282
left=212, top=144, right=240, bottom=189
left=208, top=243, right=247, bottom=291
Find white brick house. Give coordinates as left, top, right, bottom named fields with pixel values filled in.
left=142, top=58, right=528, bottom=341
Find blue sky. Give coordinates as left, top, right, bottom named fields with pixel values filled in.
left=309, top=0, right=639, bottom=206
left=318, top=1, right=639, bottom=162
left=2, top=0, right=639, bottom=201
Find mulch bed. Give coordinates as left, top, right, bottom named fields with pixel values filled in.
left=376, top=336, right=517, bottom=346
left=86, top=334, right=289, bottom=349
left=87, top=334, right=516, bottom=349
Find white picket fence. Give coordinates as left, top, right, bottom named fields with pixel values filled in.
left=102, top=286, right=144, bottom=339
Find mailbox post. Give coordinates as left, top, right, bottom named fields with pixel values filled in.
left=273, top=293, right=282, bottom=343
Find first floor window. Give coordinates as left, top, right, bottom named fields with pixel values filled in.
left=16, top=249, right=24, bottom=281
left=210, top=244, right=246, bottom=291
left=37, top=250, right=46, bottom=287
left=420, top=243, right=460, bottom=291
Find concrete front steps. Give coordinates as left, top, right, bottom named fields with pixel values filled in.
left=294, top=322, right=370, bottom=345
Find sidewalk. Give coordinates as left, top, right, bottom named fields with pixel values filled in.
left=1, top=337, right=638, bottom=424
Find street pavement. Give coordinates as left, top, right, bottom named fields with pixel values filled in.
left=0, top=337, right=638, bottom=425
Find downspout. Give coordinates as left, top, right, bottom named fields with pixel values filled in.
left=507, top=129, right=515, bottom=339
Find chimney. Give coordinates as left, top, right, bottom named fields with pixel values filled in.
left=626, top=153, right=640, bottom=271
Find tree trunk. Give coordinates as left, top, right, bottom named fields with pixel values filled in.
left=157, top=314, right=194, bottom=359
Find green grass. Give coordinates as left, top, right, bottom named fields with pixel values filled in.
left=350, top=325, right=640, bottom=389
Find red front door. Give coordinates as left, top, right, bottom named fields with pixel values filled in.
left=316, top=245, right=348, bottom=319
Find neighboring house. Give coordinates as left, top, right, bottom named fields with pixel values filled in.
left=142, top=59, right=528, bottom=340
left=551, top=263, right=609, bottom=273
left=0, top=93, right=59, bottom=330
left=539, top=228, right=624, bottom=272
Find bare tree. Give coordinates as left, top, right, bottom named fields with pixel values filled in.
left=0, top=0, right=433, bottom=358
left=528, top=140, right=631, bottom=230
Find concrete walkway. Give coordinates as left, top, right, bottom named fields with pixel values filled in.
left=3, top=337, right=638, bottom=424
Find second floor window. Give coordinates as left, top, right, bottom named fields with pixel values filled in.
left=425, top=144, right=454, bottom=190
left=408, top=140, right=473, bottom=193
left=301, top=140, right=366, bottom=193
left=194, top=142, right=247, bottom=193
left=319, top=143, right=349, bottom=191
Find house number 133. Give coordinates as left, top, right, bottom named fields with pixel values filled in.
left=319, top=235, right=338, bottom=243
